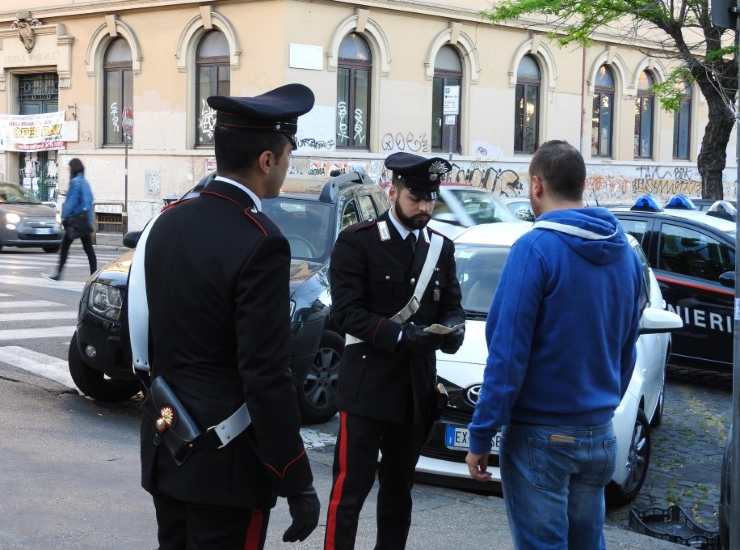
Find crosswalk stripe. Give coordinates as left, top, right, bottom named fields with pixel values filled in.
left=0, top=300, right=64, bottom=309
left=0, top=265, right=54, bottom=271
left=0, top=326, right=76, bottom=341
left=0, top=256, right=90, bottom=265
left=0, top=311, right=77, bottom=321
left=0, top=294, right=11, bottom=297
left=0, top=345, right=74, bottom=389
left=0, top=275, right=84, bottom=292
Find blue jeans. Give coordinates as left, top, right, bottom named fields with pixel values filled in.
left=499, top=422, right=617, bottom=550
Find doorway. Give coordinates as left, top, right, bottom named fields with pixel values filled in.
left=17, top=73, right=60, bottom=203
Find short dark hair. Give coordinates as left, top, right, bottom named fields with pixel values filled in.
left=214, top=126, right=289, bottom=174
left=69, top=158, right=84, bottom=176
left=529, top=140, right=586, bottom=201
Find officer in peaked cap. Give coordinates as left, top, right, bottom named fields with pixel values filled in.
left=132, top=84, right=320, bottom=550
left=323, top=152, right=465, bottom=550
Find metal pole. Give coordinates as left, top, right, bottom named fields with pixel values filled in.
left=124, top=131, right=128, bottom=235
left=731, top=4, right=740, bottom=548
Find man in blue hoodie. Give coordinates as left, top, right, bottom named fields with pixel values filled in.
left=465, top=141, right=642, bottom=549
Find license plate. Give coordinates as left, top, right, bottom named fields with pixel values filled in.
left=444, top=425, right=501, bottom=453
left=33, top=228, right=53, bottom=235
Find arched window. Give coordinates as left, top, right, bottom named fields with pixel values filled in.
left=432, top=46, right=462, bottom=153
left=592, top=65, right=615, bottom=157
left=196, top=31, right=230, bottom=146
left=336, top=33, right=371, bottom=149
left=514, top=54, right=541, bottom=154
left=673, top=79, right=692, bottom=160
left=634, top=70, right=655, bottom=158
left=104, top=38, right=133, bottom=146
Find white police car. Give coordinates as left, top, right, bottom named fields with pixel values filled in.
left=612, top=194, right=735, bottom=371
left=415, top=222, right=682, bottom=504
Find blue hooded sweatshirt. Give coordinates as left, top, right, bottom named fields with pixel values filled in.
left=468, top=207, right=642, bottom=455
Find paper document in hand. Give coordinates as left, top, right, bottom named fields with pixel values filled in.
left=423, top=323, right=465, bottom=335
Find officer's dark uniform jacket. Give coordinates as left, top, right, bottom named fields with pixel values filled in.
left=330, top=210, right=464, bottom=425
left=140, top=178, right=312, bottom=510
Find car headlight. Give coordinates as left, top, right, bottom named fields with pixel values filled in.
left=55, top=212, right=62, bottom=224
left=6, top=213, right=20, bottom=224
left=88, top=282, right=123, bottom=320
left=289, top=299, right=296, bottom=319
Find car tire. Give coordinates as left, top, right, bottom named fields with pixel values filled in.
left=68, top=332, right=141, bottom=402
left=43, top=245, right=60, bottom=253
left=297, top=331, right=343, bottom=425
left=606, top=409, right=651, bottom=506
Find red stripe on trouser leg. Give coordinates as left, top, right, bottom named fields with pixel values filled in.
left=324, top=411, right=349, bottom=550
left=243, top=510, right=264, bottom=550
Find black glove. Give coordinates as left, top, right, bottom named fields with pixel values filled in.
left=283, top=486, right=320, bottom=542
left=399, top=322, right=445, bottom=353
left=441, top=326, right=465, bottom=355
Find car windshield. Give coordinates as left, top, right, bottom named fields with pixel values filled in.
left=448, top=189, right=517, bottom=224
left=454, top=243, right=510, bottom=317
left=262, top=197, right=335, bottom=262
left=0, top=183, right=40, bottom=204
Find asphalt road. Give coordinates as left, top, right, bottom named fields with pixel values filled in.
left=0, top=244, right=685, bottom=549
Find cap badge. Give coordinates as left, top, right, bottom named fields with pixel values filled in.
left=429, top=160, right=448, bottom=175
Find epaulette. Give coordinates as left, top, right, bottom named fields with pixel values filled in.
left=345, top=219, right=376, bottom=233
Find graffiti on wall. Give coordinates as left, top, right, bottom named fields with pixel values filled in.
left=381, top=132, right=431, bottom=153
left=297, top=138, right=336, bottom=151
left=289, top=154, right=736, bottom=204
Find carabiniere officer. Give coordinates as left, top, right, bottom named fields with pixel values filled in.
left=324, top=152, right=465, bottom=550
left=134, top=84, right=320, bottom=550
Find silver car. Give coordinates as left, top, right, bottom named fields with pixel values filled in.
left=0, top=182, right=63, bottom=253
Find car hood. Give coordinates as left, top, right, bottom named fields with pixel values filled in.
left=289, top=259, right=323, bottom=291
left=0, top=203, right=56, bottom=217
left=96, top=250, right=133, bottom=287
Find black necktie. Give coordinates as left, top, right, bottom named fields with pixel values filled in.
left=405, top=232, right=417, bottom=250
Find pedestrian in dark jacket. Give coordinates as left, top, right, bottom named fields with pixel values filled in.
left=466, top=141, right=643, bottom=550
left=48, top=158, right=97, bottom=280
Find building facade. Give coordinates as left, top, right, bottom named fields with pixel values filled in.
left=0, top=0, right=735, bottom=230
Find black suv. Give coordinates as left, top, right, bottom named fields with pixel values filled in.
left=68, top=170, right=389, bottom=423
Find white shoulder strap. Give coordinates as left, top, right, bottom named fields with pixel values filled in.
left=128, top=213, right=161, bottom=374
left=391, top=233, right=444, bottom=323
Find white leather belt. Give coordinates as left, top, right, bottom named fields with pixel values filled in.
left=208, top=403, right=252, bottom=449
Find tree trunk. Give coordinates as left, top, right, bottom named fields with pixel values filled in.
left=697, top=93, right=735, bottom=200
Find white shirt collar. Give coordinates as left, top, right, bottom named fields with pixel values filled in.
left=388, top=205, right=421, bottom=242
left=213, top=176, right=262, bottom=212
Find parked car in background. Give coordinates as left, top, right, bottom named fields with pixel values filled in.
left=415, top=222, right=682, bottom=505
left=612, top=194, right=735, bottom=371
left=500, top=197, right=534, bottom=222
left=69, top=170, right=389, bottom=424
left=432, top=186, right=520, bottom=230
left=0, top=182, right=62, bottom=252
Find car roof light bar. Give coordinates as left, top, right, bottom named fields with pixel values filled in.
left=631, top=194, right=663, bottom=212
left=665, top=194, right=697, bottom=210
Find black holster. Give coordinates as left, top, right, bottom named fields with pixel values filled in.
left=150, top=376, right=203, bottom=466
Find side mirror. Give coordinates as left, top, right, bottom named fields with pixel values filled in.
left=123, top=231, right=142, bottom=249
left=719, top=271, right=735, bottom=288
left=639, top=307, right=683, bottom=335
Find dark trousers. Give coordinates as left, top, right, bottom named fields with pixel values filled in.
left=57, top=232, right=97, bottom=275
left=153, top=493, right=270, bottom=550
left=324, top=412, right=431, bottom=550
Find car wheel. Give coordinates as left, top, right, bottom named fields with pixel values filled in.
left=607, top=409, right=651, bottom=506
left=68, top=332, right=141, bottom=402
left=43, top=245, right=60, bottom=253
left=297, top=331, right=343, bottom=425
